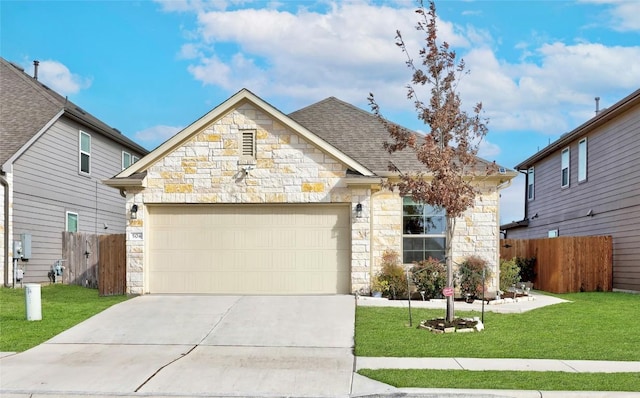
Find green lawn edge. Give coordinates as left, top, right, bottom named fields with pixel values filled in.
left=355, top=292, right=640, bottom=361
left=0, top=284, right=130, bottom=352
left=358, top=369, right=640, bottom=392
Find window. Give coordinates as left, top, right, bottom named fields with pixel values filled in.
left=402, top=197, right=446, bottom=263
left=561, top=147, right=570, bottom=188
left=66, top=212, right=78, bottom=232
left=79, top=131, right=91, bottom=174
left=241, top=130, right=255, bottom=158
left=122, top=151, right=131, bottom=170
left=527, top=167, right=535, bottom=200
left=578, top=138, right=587, bottom=182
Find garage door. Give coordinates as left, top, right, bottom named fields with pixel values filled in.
left=147, top=205, right=351, bottom=294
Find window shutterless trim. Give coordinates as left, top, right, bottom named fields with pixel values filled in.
left=578, top=138, right=587, bottom=182
left=561, top=147, right=570, bottom=188
left=527, top=167, right=534, bottom=200
left=79, top=131, right=91, bottom=175
left=66, top=211, right=78, bottom=232
left=122, top=151, right=131, bottom=170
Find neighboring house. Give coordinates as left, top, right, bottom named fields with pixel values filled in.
left=0, top=58, right=148, bottom=286
left=105, top=89, right=516, bottom=295
left=502, top=89, right=640, bottom=293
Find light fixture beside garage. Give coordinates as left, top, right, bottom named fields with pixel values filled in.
left=355, top=203, right=363, bottom=218
left=130, top=204, right=138, bottom=220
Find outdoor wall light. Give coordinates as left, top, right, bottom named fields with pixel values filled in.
left=355, top=203, right=363, bottom=218
left=130, top=204, right=139, bottom=220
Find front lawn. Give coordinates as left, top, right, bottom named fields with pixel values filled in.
left=358, top=369, right=640, bottom=392
left=355, top=292, right=640, bottom=361
left=0, top=284, right=129, bottom=352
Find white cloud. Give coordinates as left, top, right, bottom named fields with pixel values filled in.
left=164, top=1, right=639, bottom=137
left=582, top=0, right=640, bottom=32
left=459, top=42, right=640, bottom=134
left=608, top=1, right=640, bottom=31
left=177, top=2, right=474, bottom=107
left=477, top=139, right=501, bottom=159
left=134, top=125, right=182, bottom=149
left=33, top=60, right=92, bottom=96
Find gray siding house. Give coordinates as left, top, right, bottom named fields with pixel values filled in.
left=502, top=89, right=640, bottom=292
left=1, top=58, right=148, bottom=285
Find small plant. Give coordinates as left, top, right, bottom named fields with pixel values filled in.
left=370, top=275, right=390, bottom=297
left=457, top=255, right=492, bottom=299
left=500, top=257, right=521, bottom=292
left=411, top=257, right=446, bottom=300
left=375, top=250, right=407, bottom=299
left=515, top=256, right=537, bottom=282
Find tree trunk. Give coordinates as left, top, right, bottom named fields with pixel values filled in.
left=446, top=217, right=456, bottom=323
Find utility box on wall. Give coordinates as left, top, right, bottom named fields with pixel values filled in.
left=20, top=233, right=32, bottom=259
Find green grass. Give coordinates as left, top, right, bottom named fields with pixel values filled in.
left=358, top=369, right=640, bottom=392
left=355, top=292, right=640, bottom=361
left=0, top=284, right=129, bottom=352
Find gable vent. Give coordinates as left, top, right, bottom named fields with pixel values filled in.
left=242, top=131, right=255, bottom=157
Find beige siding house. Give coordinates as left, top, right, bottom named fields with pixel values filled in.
left=0, top=58, right=147, bottom=286
left=106, top=89, right=516, bottom=295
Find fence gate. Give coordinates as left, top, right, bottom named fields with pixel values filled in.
left=98, top=234, right=126, bottom=296
left=62, top=232, right=126, bottom=296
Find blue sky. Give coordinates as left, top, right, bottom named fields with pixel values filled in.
left=2, top=0, right=639, bottom=223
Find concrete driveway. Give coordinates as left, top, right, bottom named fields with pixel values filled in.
left=0, top=295, right=356, bottom=397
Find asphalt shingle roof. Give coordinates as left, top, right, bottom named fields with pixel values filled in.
left=289, top=97, right=427, bottom=174
left=0, top=57, right=147, bottom=167
left=289, top=96, right=498, bottom=174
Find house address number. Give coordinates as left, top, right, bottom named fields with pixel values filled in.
left=130, top=232, right=143, bottom=240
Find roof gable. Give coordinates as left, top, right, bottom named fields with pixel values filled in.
left=117, top=89, right=374, bottom=178
left=0, top=57, right=147, bottom=168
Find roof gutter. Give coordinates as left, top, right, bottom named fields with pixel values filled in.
left=1, top=173, right=9, bottom=287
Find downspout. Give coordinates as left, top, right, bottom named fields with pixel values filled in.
left=1, top=174, right=9, bottom=287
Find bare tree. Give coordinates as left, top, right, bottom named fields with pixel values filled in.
left=369, top=0, right=494, bottom=322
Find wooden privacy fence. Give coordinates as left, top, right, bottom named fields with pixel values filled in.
left=500, top=236, right=613, bottom=293
left=61, top=232, right=126, bottom=296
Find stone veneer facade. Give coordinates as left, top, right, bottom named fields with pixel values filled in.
left=125, top=102, right=502, bottom=294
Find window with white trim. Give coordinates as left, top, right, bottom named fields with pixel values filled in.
left=79, top=131, right=91, bottom=174
left=122, top=151, right=140, bottom=169
left=527, top=167, right=535, bottom=200
left=561, top=147, right=570, bottom=188
left=122, top=151, right=131, bottom=170
left=578, top=138, right=587, bottom=182
left=66, top=212, right=78, bottom=232
left=402, top=197, right=446, bottom=263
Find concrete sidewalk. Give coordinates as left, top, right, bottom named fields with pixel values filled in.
left=356, top=356, right=640, bottom=373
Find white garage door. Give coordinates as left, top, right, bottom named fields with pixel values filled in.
left=147, top=205, right=351, bottom=294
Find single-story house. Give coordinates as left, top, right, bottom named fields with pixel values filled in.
left=106, top=89, right=516, bottom=295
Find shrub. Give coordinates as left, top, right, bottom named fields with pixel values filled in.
left=499, top=257, right=521, bottom=292
left=515, top=256, right=537, bottom=282
left=370, top=275, right=390, bottom=296
left=376, top=250, right=407, bottom=299
left=457, top=255, right=492, bottom=298
left=411, top=257, right=446, bottom=300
